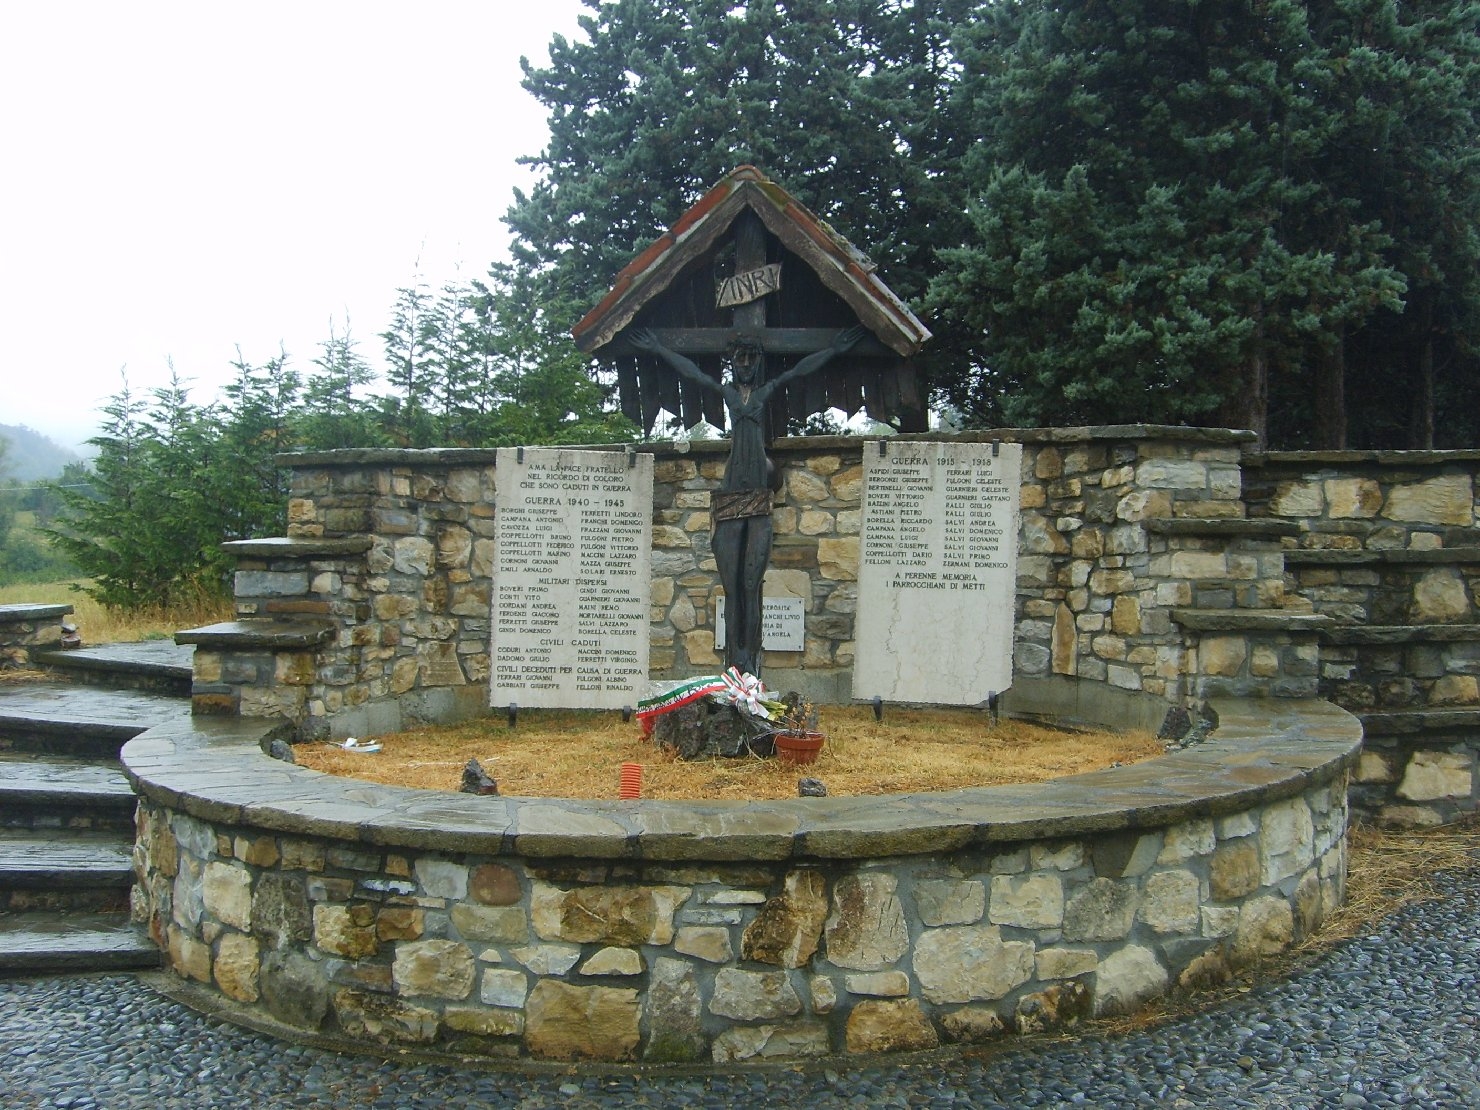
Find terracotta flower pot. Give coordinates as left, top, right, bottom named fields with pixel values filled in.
left=774, top=730, right=825, bottom=766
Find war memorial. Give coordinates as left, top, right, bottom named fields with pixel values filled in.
left=4, top=169, right=1478, bottom=1066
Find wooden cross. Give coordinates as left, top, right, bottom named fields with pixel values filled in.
left=640, top=211, right=893, bottom=364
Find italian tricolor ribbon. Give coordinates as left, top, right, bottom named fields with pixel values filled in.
left=636, top=676, right=729, bottom=725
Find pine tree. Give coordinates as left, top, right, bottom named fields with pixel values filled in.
left=469, top=265, right=637, bottom=445
left=1297, top=0, right=1480, bottom=448
left=507, top=0, right=971, bottom=415
left=380, top=282, right=438, bottom=445
left=49, top=375, right=204, bottom=608
left=301, top=320, right=384, bottom=449
left=215, top=350, right=300, bottom=544
left=931, top=0, right=1413, bottom=443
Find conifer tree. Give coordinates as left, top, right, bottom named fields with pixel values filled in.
left=301, top=321, right=384, bottom=449
left=380, top=282, right=438, bottom=445
left=507, top=0, right=972, bottom=416
left=931, top=0, right=1420, bottom=443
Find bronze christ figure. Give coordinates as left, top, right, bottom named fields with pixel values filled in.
left=629, top=325, right=865, bottom=677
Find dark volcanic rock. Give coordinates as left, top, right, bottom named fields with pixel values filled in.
left=459, top=758, right=499, bottom=795
left=652, top=700, right=773, bottom=761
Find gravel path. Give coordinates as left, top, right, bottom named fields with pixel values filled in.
left=4, top=868, right=1479, bottom=1110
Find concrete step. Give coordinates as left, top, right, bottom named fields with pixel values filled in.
left=34, top=640, right=194, bottom=695
left=0, top=680, right=191, bottom=758
left=0, top=753, right=137, bottom=831
left=0, top=830, right=135, bottom=912
left=0, top=912, right=158, bottom=975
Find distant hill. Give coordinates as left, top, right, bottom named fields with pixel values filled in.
left=0, top=424, right=83, bottom=483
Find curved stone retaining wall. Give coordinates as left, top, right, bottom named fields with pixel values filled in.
left=125, top=696, right=1358, bottom=1064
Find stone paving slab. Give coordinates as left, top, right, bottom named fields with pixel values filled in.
left=1359, top=706, right=1480, bottom=736
left=0, top=681, right=192, bottom=736
left=35, top=640, right=194, bottom=679
left=0, top=754, right=134, bottom=804
left=0, top=831, right=136, bottom=886
left=122, top=696, right=1363, bottom=862
left=0, top=913, right=157, bottom=973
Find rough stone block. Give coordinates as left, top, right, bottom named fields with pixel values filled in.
left=709, top=968, right=802, bottom=1020
left=913, top=925, right=1034, bottom=1004
left=824, top=874, right=908, bottom=970
left=1092, top=945, right=1168, bottom=1016
left=524, top=981, right=640, bottom=1061
left=844, top=999, right=939, bottom=1054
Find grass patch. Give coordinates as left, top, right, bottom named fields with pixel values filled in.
left=295, top=706, right=1164, bottom=801
left=0, top=580, right=232, bottom=643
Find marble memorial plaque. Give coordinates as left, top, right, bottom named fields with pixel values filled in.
left=854, top=441, right=1022, bottom=704
left=714, top=595, right=806, bottom=652
left=491, top=447, right=652, bottom=709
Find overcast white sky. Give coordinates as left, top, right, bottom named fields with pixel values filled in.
left=1, top=0, right=588, bottom=451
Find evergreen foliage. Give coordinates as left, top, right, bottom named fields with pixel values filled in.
left=510, top=0, right=1480, bottom=448
left=927, top=0, right=1450, bottom=443
left=506, top=0, right=977, bottom=405
left=44, top=267, right=637, bottom=610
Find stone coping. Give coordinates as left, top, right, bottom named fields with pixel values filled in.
left=0, top=603, right=73, bottom=623
left=1145, top=518, right=1303, bottom=538
left=220, top=537, right=375, bottom=558
left=1283, top=548, right=1480, bottom=566
left=1319, top=623, right=1480, bottom=645
left=121, top=697, right=1360, bottom=864
left=1356, top=707, right=1480, bottom=736
left=1252, top=449, right=1480, bottom=467
left=174, top=619, right=337, bottom=651
left=274, top=425, right=1258, bottom=468
left=1170, top=609, right=1334, bottom=633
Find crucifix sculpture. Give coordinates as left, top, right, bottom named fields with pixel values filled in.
left=629, top=322, right=864, bottom=677
left=572, top=165, right=931, bottom=681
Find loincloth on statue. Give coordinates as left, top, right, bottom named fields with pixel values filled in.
left=711, top=488, right=773, bottom=523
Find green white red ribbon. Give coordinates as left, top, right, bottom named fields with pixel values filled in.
left=636, top=676, right=729, bottom=725
left=719, top=666, right=770, bottom=717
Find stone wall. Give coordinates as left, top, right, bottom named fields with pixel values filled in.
left=186, top=433, right=1480, bottom=824
left=206, top=428, right=1276, bottom=739
left=124, top=697, right=1357, bottom=1064
left=0, top=603, right=70, bottom=668
left=1246, top=451, right=1480, bottom=825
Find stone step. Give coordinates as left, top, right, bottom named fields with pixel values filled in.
left=0, top=753, right=137, bottom=831
left=175, top=617, right=337, bottom=651
left=1285, top=547, right=1480, bottom=567
left=0, top=830, right=136, bottom=912
left=1147, top=517, right=1303, bottom=539
left=1171, top=608, right=1334, bottom=633
left=1357, top=707, right=1480, bottom=737
left=1319, top=623, right=1480, bottom=645
left=34, top=640, right=194, bottom=696
left=0, top=912, right=158, bottom=974
left=0, top=681, right=191, bottom=758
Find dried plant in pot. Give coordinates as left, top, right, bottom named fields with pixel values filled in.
left=770, top=694, right=825, bottom=765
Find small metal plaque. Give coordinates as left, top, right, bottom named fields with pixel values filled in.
left=714, top=595, right=806, bottom=651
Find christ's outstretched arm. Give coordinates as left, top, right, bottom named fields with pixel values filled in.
left=627, top=328, right=724, bottom=395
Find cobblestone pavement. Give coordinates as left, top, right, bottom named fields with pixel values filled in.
left=3, top=867, right=1479, bottom=1110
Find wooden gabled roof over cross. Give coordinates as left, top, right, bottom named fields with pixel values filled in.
left=572, top=165, right=931, bottom=435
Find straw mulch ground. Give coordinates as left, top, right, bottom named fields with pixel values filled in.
left=0, top=668, right=52, bottom=684
left=295, top=705, right=1164, bottom=801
